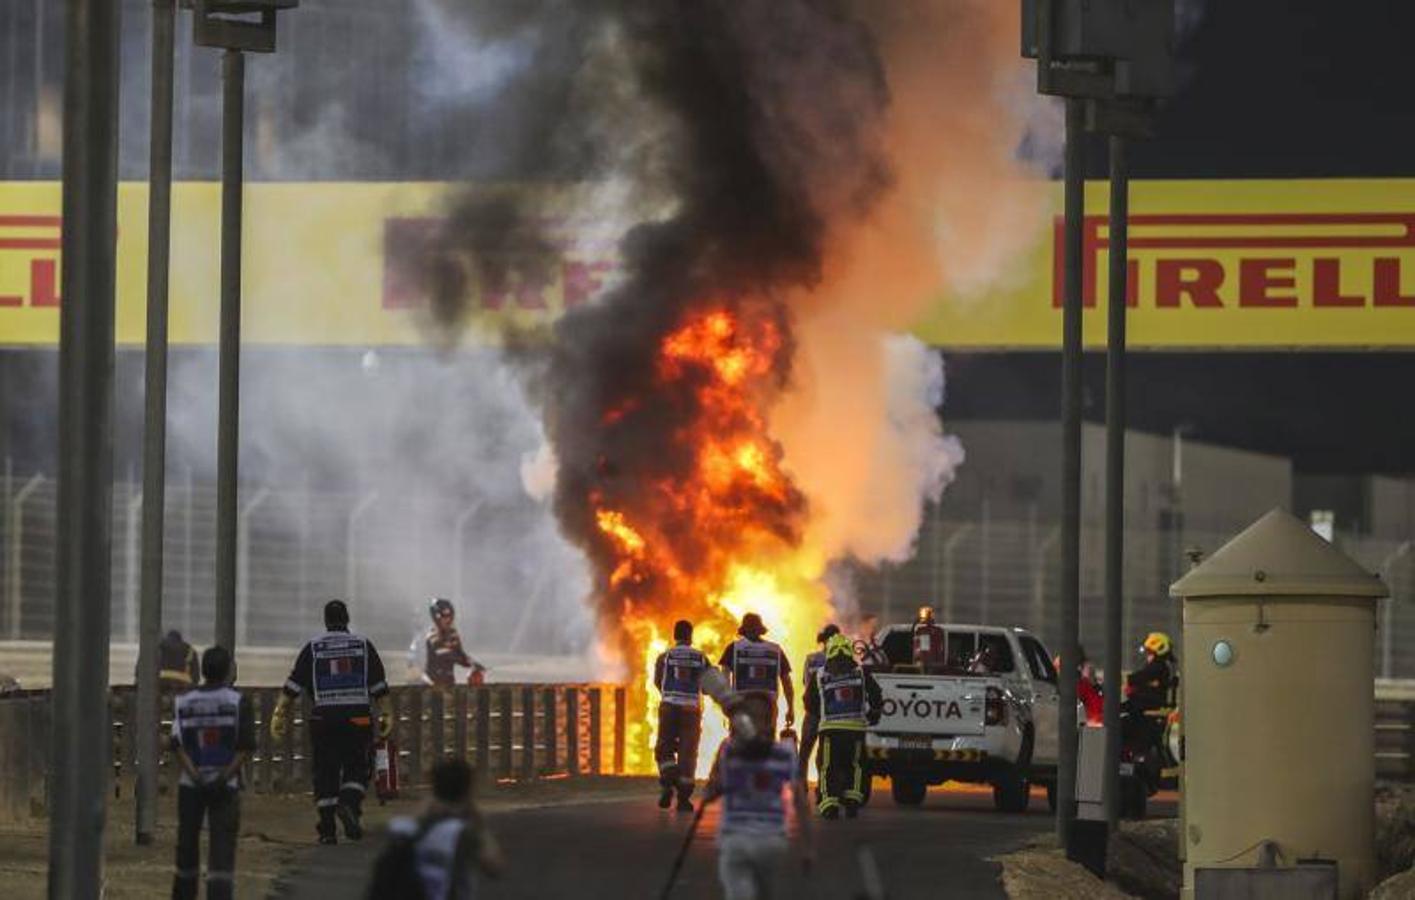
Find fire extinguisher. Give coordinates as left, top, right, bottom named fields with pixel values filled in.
left=374, top=737, right=399, bottom=803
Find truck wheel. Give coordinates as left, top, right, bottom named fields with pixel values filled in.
left=992, top=767, right=1030, bottom=813
left=890, top=776, right=927, bottom=807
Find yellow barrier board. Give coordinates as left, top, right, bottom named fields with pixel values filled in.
left=916, top=178, right=1415, bottom=349
left=4, top=179, right=1415, bottom=348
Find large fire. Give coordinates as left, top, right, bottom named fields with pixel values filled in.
left=589, top=304, right=830, bottom=774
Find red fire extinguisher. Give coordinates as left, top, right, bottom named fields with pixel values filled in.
left=374, top=737, right=399, bottom=803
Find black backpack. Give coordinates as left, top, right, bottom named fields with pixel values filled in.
left=364, top=819, right=434, bottom=900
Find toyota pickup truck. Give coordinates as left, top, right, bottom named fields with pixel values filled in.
left=860, top=623, right=1061, bottom=812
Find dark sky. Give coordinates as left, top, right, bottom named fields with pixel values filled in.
left=953, top=0, right=1415, bottom=475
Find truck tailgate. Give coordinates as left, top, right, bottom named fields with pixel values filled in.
left=872, top=673, right=988, bottom=737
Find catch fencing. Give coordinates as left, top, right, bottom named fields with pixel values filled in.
left=859, top=512, right=1415, bottom=680
left=2, top=468, right=1414, bottom=675
left=0, top=682, right=629, bottom=822
left=0, top=467, right=573, bottom=659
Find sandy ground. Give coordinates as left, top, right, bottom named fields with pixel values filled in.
left=994, top=818, right=1181, bottom=900
left=999, top=783, right=1415, bottom=900
left=0, top=775, right=655, bottom=899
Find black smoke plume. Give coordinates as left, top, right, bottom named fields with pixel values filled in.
left=415, top=0, right=895, bottom=651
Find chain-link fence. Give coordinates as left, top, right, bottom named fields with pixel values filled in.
left=858, top=505, right=1415, bottom=679
left=0, top=464, right=586, bottom=663
left=3, top=465, right=1413, bottom=677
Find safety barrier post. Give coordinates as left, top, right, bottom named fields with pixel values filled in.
left=407, top=689, right=423, bottom=784
left=520, top=687, right=535, bottom=779
left=428, top=689, right=445, bottom=763
left=281, top=690, right=296, bottom=792
left=453, top=687, right=469, bottom=761
left=542, top=687, right=558, bottom=773
left=475, top=688, right=491, bottom=775
left=566, top=690, right=580, bottom=777
left=498, top=688, right=514, bottom=778
left=257, top=690, right=275, bottom=791
left=588, top=688, right=603, bottom=775
left=614, top=686, right=626, bottom=775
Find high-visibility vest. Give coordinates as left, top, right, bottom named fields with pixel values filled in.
left=818, top=667, right=867, bottom=731
left=310, top=632, right=372, bottom=709
left=173, top=686, right=242, bottom=787
left=731, top=638, right=782, bottom=695
left=717, top=740, right=796, bottom=836
left=660, top=646, right=707, bottom=708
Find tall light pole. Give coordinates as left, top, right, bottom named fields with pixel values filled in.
left=135, top=0, right=178, bottom=847
left=191, top=0, right=298, bottom=655
left=50, top=0, right=122, bottom=894
left=1023, top=0, right=1176, bottom=858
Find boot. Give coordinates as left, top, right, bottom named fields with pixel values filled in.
left=844, top=798, right=860, bottom=819
left=658, top=784, right=674, bottom=809
left=336, top=802, right=364, bottom=840
left=317, top=807, right=338, bottom=845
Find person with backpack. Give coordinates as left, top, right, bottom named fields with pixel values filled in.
left=366, top=758, right=505, bottom=900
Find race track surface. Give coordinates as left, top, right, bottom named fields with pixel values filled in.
left=275, top=782, right=1108, bottom=899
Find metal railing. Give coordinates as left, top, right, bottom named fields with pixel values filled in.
left=0, top=682, right=630, bottom=821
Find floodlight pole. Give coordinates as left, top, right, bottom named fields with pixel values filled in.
left=1056, top=95, right=1085, bottom=848
left=1023, top=0, right=1176, bottom=857
left=135, top=0, right=177, bottom=847
left=214, top=46, right=244, bottom=654
left=50, top=0, right=121, bottom=894
left=1102, top=130, right=1128, bottom=826
left=197, top=0, right=297, bottom=657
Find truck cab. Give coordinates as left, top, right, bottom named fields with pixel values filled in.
left=861, top=623, right=1061, bottom=811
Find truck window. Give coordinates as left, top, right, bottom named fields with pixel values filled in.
left=1019, top=636, right=1058, bottom=683
left=945, top=632, right=975, bottom=670
left=879, top=628, right=914, bottom=667
left=976, top=633, right=1016, bottom=673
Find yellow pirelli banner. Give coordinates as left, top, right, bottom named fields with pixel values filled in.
left=3, top=178, right=1415, bottom=348
left=917, top=178, right=1415, bottom=349
left=0, top=181, right=618, bottom=346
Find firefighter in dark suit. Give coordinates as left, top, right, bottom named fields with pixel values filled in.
left=804, top=634, right=882, bottom=819
left=271, top=600, right=391, bottom=844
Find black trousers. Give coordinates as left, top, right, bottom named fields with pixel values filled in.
left=655, top=704, right=702, bottom=797
left=310, top=718, right=372, bottom=814
left=171, top=784, right=239, bottom=900
left=798, top=713, right=820, bottom=777
left=816, top=729, right=865, bottom=814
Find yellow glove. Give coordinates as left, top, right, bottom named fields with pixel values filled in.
left=376, top=695, right=394, bottom=740
left=270, top=695, right=291, bottom=740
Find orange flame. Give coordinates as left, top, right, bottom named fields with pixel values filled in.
left=591, top=305, right=829, bottom=775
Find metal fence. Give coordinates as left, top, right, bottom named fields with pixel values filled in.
left=860, top=507, right=1415, bottom=679
left=2, top=469, right=1413, bottom=676
left=0, top=467, right=572, bottom=659
left=0, top=682, right=628, bottom=822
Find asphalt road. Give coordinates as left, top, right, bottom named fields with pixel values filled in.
left=274, top=781, right=1098, bottom=900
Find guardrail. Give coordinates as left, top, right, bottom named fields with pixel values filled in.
left=0, top=682, right=630, bottom=821
left=1376, top=698, right=1415, bottom=782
